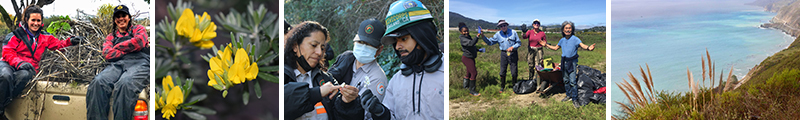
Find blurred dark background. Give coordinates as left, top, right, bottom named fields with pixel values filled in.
left=155, top=0, right=279, bottom=120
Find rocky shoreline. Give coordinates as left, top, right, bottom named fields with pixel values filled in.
left=758, top=0, right=800, bottom=37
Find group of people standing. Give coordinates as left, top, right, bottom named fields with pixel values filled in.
left=0, top=5, right=149, bottom=120
left=459, top=19, right=595, bottom=106
left=283, top=0, right=444, bottom=119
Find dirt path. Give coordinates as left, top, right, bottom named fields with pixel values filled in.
left=449, top=93, right=568, bottom=118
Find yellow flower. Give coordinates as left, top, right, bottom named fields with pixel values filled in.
left=159, top=75, right=184, bottom=119
left=233, top=48, right=258, bottom=81
left=208, top=45, right=233, bottom=86
left=229, top=48, right=259, bottom=84
left=175, top=8, right=216, bottom=49
left=162, top=76, right=174, bottom=93
left=156, top=92, right=163, bottom=110
left=162, top=87, right=184, bottom=120
left=206, top=44, right=259, bottom=89
left=207, top=70, right=219, bottom=87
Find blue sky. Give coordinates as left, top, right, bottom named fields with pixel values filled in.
left=450, top=0, right=606, bottom=28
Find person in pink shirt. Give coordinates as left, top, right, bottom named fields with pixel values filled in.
left=522, top=19, right=546, bottom=83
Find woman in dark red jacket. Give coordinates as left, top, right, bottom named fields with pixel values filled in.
left=86, top=5, right=150, bottom=120
left=0, top=6, right=84, bottom=119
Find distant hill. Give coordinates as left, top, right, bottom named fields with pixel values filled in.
left=449, top=12, right=499, bottom=30
left=449, top=12, right=604, bottom=33
left=747, top=0, right=797, bottom=12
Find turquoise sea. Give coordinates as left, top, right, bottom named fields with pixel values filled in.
left=608, top=3, right=796, bottom=116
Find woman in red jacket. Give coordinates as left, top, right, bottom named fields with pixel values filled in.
left=86, top=5, right=150, bottom=120
left=0, top=6, right=85, bottom=119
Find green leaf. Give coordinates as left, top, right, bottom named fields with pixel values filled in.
left=186, top=105, right=217, bottom=115
left=62, top=23, right=71, bottom=30
left=183, top=79, right=194, bottom=101
left=172, top=75, right=182, bottom=89
left=214, top=74, right=226, bottom=89
left=185, top=94, right=207, bottom=105
left=259, top=66, right=278, bottom=72
left=258, top=73, right=278, bottom=83
left=212, top=84, right=224, bottom=90
left=222, top=90, right=228, bottom=98
left=242, top=91, right=250, bottom=105
left=46, top=25, right=55, bottom=33
left=183, top=111, right=207, bottom=120
left=254, top=80, right=262, bottom=98
left=178, top=55, right=191, bottom=64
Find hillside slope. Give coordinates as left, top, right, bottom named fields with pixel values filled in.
left=759, top=0, right=800, bottom=37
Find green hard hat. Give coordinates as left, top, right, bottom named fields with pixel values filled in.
left=383, top=0, right=433, bottom=36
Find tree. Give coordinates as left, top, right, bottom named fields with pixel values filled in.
left=4, top=0, right=56, bottom=31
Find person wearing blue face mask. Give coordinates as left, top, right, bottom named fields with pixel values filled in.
left=327, top=19, right=389, bottom=120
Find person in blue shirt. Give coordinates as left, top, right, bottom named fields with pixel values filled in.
left=478, top=20, right=521, bottom=93
left=540, top=21, right=595, bottom=108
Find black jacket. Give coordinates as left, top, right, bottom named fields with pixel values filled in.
left=327, top=51, right=355, bottom=85
left=284, top=65, right=364, bottom=120
left=460, top=34, right=479, bottom=59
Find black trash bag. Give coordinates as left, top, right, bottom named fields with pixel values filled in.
left=575, top=65, right=607, bottom=107
left=595, top=73, right=606, bottom=88
left=513, top=79, right=537, bottom=94
left=590, top=92, right=605, bottom=104
left=576, top=74, right=594, bottom=106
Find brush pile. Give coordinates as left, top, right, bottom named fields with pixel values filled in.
left=35, top=20, right=109, bottom=82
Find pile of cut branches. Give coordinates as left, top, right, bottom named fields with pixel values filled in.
left=36, top=20, right=111, bottom=82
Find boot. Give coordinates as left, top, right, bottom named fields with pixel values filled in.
left=512, top=76, right=518, bottom=87
left=462, top=78, right=469, bottom=89
left=469, top=80, right=480, bottom=96
left=562, top=96, right=572, bottom=102
left=499, top=76, right=506, bottom=93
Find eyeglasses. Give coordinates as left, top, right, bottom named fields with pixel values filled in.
left=499, top=25, right=508, bottom=27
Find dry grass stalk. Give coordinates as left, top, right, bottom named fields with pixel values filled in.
left=616, top=65, right=658, bottom=115
left=684, top=49, right=739, bottom=113
left=617, top=82, right=636, bottom=109
left=687, top=67, right=698, bottom=104
left=724, top=66, right=735, bottom=91
left=639, top=65, right=654, bottom=101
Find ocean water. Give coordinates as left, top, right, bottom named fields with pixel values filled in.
left=608, top=6, right=796, bottom=116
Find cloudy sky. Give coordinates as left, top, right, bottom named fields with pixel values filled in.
left=450, top=0, right=606, bottom=28
left=1, top=0, right=149, bottom=19
left=610, top=0, right=756, bottom=21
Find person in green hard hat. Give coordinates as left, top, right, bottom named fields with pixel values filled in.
left=358, top=0, right=444, bottom=119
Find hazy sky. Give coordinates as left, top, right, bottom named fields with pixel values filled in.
left=450, top=0, right=606, bottom=28
left=610, top=0, right=757, bottom=21
left=0, top=0, right=149, bottom=19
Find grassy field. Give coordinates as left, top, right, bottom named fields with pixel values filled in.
left=448, top=30, right=606, bottom=119
left=615, top=37, right=800, bottom=119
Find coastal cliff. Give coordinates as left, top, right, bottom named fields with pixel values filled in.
left=757, top=0, right=800, bottom=37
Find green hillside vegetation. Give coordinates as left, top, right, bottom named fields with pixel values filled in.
left=449, top=30, right=605, bottom=119
left=615, top=37, right=800, bottom=119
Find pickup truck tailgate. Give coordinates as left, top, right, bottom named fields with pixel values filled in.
left=5, top=81, right=89, bottom=120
